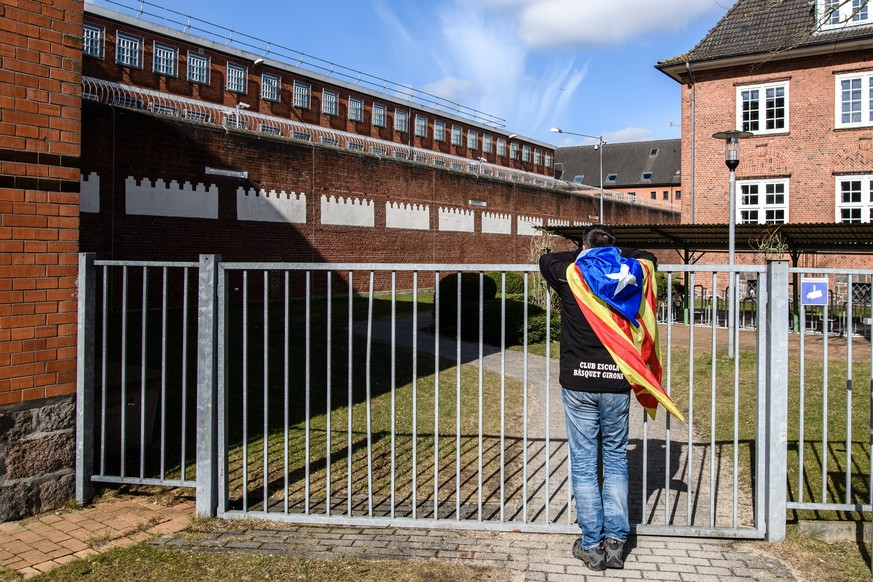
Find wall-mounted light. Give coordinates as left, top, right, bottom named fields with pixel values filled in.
left=253, top=57, right=265, bottom=66
left=205, top=166, right=248, bottom=179
left=468, top=199, right=487, bottom=207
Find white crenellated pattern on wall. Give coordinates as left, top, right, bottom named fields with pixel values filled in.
left=386, top=201, right=430, bottom=231
left=320, top=194, right=374, bottom=227
left=79, top=172, right=100, bottom=213
left=237, top=188, right=306, bottom=223
left=125, top=176, right=218, bottom=219
left=482, top=212, right=512, bottom=235
left=517, top=216, right=543, bottom=236
left=438, top=207, right=475, bottom=232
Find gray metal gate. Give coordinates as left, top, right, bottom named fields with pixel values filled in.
left=77, top=255, right=792, bottom=540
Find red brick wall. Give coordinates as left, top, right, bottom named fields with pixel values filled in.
left=79, top=104, right=675, bottom=268
left=0, top=0, right=82, bottom=406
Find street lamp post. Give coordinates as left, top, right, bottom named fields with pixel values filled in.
left=550, top=127, right=605, bottom=224
left=712, top=130, right=752, bottom=359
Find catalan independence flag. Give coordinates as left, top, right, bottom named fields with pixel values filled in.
left=567, top=248, right=684, bottom=422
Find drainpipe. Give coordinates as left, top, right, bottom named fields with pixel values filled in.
left=685, top=61, right=696, bottom=324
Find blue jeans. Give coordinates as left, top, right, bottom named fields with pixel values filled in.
left=562, top=387, right=630, bottom=549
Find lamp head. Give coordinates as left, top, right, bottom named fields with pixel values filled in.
left=549, top=127, right=562, bottom=133
left=253, top=57, right=265, bottom=66
left=237, top=102, right=250, bottom=109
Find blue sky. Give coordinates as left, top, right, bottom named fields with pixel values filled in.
left=89, top=0, right=737, bottom=146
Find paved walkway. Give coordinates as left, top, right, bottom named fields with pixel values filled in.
left=0, top=491, right=800, bottom=581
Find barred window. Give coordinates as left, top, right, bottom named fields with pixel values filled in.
left=322, top=90, right=338, bottom=115
left=451, top=125, right=462, bottom=146
left=187, top=52, right=210, bottom=84
left=394, top=109, right=408, bottom=132
left=293, top=81, right=311, bottom=109
left=373, top=103, right=386, bottom=127
left=153, top=42, right=177, bottom=76
left=226, top=63, right=246, bottom=93
left=415, top=115, right=427, bottom=137
left=497, top=139, right=506, bottom=157
left=83, top=24, right=103, bottom=58
left=482, top=135, right=492, bottom=154
left=348, top=97, right=363, bottom=122
left=116, top=32, right=142, bottom=68
left=434, top=120, right=446, bottom=142
left=467, top=130, right=477, bottom=150
left=262, top=73, right=280, bottom=102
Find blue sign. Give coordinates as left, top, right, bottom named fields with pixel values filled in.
left=800, top=278, right=828, bottom=306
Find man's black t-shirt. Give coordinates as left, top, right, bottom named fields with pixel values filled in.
left=538, top=247, right=657, bottom=394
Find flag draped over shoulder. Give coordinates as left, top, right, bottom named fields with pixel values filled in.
left=566, top=247, right=684, bottom=422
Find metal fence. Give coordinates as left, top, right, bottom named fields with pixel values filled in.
left=78, top=256, right=798, bottom=540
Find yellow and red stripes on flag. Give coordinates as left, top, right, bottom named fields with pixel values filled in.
left=566, top=260, right=685, bottom=422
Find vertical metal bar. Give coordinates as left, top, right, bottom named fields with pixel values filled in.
left=868, top=297, right=873, bottom=573
left=242, top=270, right=249, bottom=514
left=196, top=255, right=220, bottom=518
left=545, top=286, right=552, bottom=523
left=305, top=271, right=311, bottom=514
left=391, top=272, right=397, bottom=518
left=665, top=271, right=673, bottom=524
left=76, top=253, right=96, bottom=507
left=263, top=271, right=269, bottom=513
left=710, top=272, right=717, bottom=527
left=642, top=412, right=649, bottom=523
left=284, top=272, right=289, bottom=515
left=121, top=266, right=128, bottom=478
left=500, top=273, right=506, bottom=522
left=140, top=267, right=148, bottom=480
left=822, top=298, right=830, bottom=504
left=326, top=271, right=332, bottom=516
left=180, top=268, right=189, bottom=481
left=100, top=266, right=108, bottom=477
left=366, top=271, right=374, bottom=517
left=434, top=271, right=440, bottom=520
left=347, top=271, right=353, bottom=516
left=160, top=267, right=167, bottom=480
left=733, top=272, right=741, bottom=528
left=477, top=272, right=484, bottom=521
left=846, top=275, right=854, bottom=505
left=523, top=272, right=529, bottom=522
left=217, top=262, right=228, bottom=515
left=764, top=260, right=789, bottom=542
left=686, top=271, right=695, bottom=522
left=412, top=272, right=419, bottom=519
left=799, top=301, right=806, bottom=504
left=455, top=271, right=461, bottom=520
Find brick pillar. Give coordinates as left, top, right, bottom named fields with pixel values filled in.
left=0, top=0, right=83, bottom=520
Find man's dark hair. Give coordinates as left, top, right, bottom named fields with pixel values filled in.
left=582, top=224, right=616, bottom=248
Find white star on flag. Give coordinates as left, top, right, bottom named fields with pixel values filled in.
left=606, top=264, right=637, bottom=295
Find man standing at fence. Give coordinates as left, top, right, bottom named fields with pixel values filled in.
left=539, top=224, right=683, bottom=571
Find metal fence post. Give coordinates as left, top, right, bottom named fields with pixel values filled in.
left=196, top=254, right=220, bottom=517
left=76, top=253, right=96, bottom=507
left=765, top=259, right=789, bottom=541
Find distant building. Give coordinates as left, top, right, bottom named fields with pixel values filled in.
left=555, top=139, right=682, bottom=208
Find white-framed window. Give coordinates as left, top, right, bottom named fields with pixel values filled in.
left=371, top=145, right=387, bottom=155
left=819, top=0, right=871, bottom=30
left=226, top=62, right=246, bottom=94
left=483, top=135, right=492, bottom=154
left=373, top=103, right=386, bottom=127
left=262, top=73, right=280, bottom=102
left=259, top=124, right=281, bottom=135
left=835, top=71, right=873, bottom=128
left=115, top=32, right=143, bottom=68
left=738, top=178, right=788, bottom=224
left=415, top=115, right=427, bottom=138
left=83, top=24, right=103, bottom=58
left=347, top=141, right=365, bottom=151
left=497, top=138, right=506, bottom=157
left=545, top=152, right=552, bottom=168
left=153, top=42, right=177, bottom=76
left=534, top=149, right=541, bottom=166
left=292, top=130, right=312, bottom=141
left=522, top=145, right=531, bottom=162
left=293, top=81, right=310, bottom=109
left=187, top=52, right=210, bottom=84
left=737, top=81, right=788, bottom=134
left=451, top=125, right=462, bottom=146
left=467, top=130, right=477, bottom=150
left=434, top=120, right=446, bottom=142
left=348, top=97, right=363, bottom=122
left=394, top=109, right=408, bottom=132
left=322, top=89, right=338, bottom=115
left=835, top=175, right=873, bottom=222
left=510, top=142, right=518, bottom=160
left=320, top=136, right=339, bottom=147
left=185, top=109, right=212, bottom=123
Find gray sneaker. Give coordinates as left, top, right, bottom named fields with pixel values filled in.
left=572, top=538, right=606, bottom=571
left=604, top=538, right=624, bottom=569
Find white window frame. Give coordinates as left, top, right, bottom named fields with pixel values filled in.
left=187, top=51, right=210, bottom=84
left=737, top=81, right=788, bottom=135
left=818, top=0, right=871, bottom=30
left=322, top=89, right=338, bottom=115
left=835, top=71, right=873, bottom=128
left=451, top=125, right=462, bottom=147
left=497, top=138, right=506, bottom=157
left=115, top=31, right=143, bottom=68
left=372, top=103, right=386, bottom=127
left=482, top=135, right=492, bottom=154
left=534, top=149, right=541, bottom=166
left=467, top=130, right=478, bottom=150
left=83, top=24, right=103, bottom=58
left=545, top=152, right=552, bottom=168
left=835, top=175, right=873, bottom=223
left=348, top=97, right=363, bottom=122
left=414, top=115, right=427, bottom=138
left=434, top=120, right=446, bottom=142
left=737, top=178, right=789, bottom=224
left=262, top=73, right=280, bottom=102
left=394, top=109, right=408, bottom=132
left=293, top=81, right=311, bottom=109
left=226, top=62, right=247, bottom=94
left=510, top=142, right=518, bottom=160
left=152, top=42, right=177, bottom=77
left=522, top=145, right=531, bottom=162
